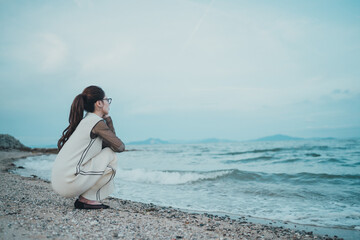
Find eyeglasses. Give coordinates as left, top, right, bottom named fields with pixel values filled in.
left=103, top=98, right=112, bottom=104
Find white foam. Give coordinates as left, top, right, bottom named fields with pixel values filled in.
left=16, top=159, right=54, bottom=171
left=13, top=155, right=55, bottom=180
left=116, top=168, right=230, bottom=185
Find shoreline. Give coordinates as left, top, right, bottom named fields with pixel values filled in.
left=179, top=209, right=358, bottom=240
left=1, top=150, right=357, bottom=239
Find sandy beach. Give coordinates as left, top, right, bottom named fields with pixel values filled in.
left=0, top=150, right=343, bottom=239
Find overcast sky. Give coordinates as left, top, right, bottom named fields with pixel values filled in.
left=0, top=0, right=359, bottom=146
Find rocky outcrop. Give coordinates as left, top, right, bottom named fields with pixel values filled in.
left=0, top=134, right=30, bottom=150
left=0, top=134, right=58, bottom=153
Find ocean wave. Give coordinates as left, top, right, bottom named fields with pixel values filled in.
left=305, top=153, right=321, bottom=157
left=14, top=157, right=54, bottom=171
left=319, top=158, right=345, bottom=164
left=116, top=168, right=360, bottom=185
left=218, top=148, right=284, bottom=156
left=273, top=158, right=303, bottom=164
left=222, top=156, right=273, bottom=164
left=223, top=156, right=351, bottom=165
left=240, top=171, right=360, bottom=185
left=215, top=145, right=350, bottom=156
left=116, top=168, right=232, bottom=185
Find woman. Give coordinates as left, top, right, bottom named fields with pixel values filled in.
left=51, top=86, right=125, bottom=209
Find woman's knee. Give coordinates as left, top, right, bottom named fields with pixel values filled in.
left=101, top=147, right=117, bottom=163
left=101, top=147, right=116, bottom=156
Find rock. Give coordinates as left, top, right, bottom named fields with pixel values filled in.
left=0, top=134, right=29, bottom=150
left=0, top=134, right=58, bottom=153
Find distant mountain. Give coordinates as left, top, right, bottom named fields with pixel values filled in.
left=128, top=138, right=169, bottom=145
left=126, top=135, right=339, bottom=145
left=253, top=134, right=304, bottom=142
left=195, top=138, right=237, bottom=144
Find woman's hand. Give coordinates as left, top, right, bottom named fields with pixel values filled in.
left=103, top=114, right=110, bottom=119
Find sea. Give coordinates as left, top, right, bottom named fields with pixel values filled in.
left=13, top=139, right=360, bottom=239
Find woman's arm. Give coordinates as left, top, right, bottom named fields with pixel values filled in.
left=91, top=117, right=125, bottom=152
left=103, top=116, right=116, bottom=134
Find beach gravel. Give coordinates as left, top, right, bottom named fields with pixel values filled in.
left=0, top=150, right=340, bottom=240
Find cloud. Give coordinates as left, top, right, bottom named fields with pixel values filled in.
left=1, top=0, right=360, bottom=142
left=11, top=33, right=68, bottom=74
left=332, top=89, right=350, bottom=95
left=37, top=34, right=68, bottom=72
left=80, top=43, right=134, bottom=73
left=123, top=86, right=302, bottom=115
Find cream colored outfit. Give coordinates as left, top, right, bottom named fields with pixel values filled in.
left=51, top=113, right=118, bottom=201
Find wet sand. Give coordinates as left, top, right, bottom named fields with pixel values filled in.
left=0, top=150, right=343, bottom=239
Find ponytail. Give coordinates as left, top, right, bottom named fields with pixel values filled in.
left=57, top=86, right=105, bottom=150
left=57, top=94, right=85, bottom=150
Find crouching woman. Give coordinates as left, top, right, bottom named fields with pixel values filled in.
left=51, top=86, right=125, bottom=209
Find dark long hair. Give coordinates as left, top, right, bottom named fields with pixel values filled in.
left=57, top=86, right=105, bottom=150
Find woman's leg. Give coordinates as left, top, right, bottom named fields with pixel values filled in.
left=77, top=147, right=118, bottom=202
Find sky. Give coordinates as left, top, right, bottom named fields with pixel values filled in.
left=0, top=0, right=359, bottom=146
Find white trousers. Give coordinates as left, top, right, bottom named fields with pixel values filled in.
left=75, top=147, right=117, bottom=201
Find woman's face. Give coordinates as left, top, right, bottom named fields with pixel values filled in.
left=101, top=96, right=110, bottom=115
left=95, top=96, right=111, bottom=116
